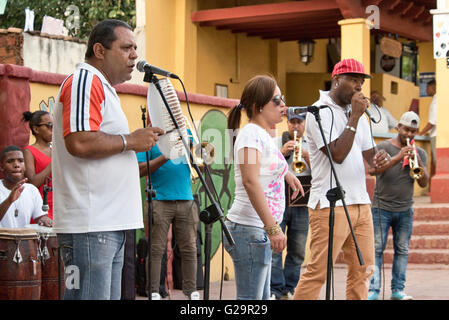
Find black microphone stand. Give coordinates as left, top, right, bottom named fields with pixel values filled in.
left=139, top=105, right=157, bottom=301
left=142, top=71, right=235, bottom=301
left=308, top=105, right=364, bottom=300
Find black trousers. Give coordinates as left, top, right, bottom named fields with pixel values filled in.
left=121, top=229, right=136, bottom=300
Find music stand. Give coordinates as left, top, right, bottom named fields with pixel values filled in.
left=142, top=71, right=235, bottom=300
left=308, top=106, right=364, bottom=300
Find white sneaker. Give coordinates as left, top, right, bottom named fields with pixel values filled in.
left=269, top=293, right=277, bottom=300
left=151, top=292, right=161, bottom=300
left=189, top=291, right=200, bottom=300
left=283, top=292, right=293, bottom=300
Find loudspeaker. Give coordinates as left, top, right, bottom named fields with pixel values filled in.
left=374, top=44, right=400, bottom=77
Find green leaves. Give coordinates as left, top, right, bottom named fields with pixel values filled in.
left=0, top=0, right=136, bottom=39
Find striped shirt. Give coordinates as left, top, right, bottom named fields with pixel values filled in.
left=52, top=62, right=143, bottom=233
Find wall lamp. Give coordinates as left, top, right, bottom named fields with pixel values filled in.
left=299, top=39, right=315, bottom=65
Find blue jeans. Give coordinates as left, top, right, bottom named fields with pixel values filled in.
left=57, top=231, right=126, bottom=300
left=369, top=208, right=413, bottom=293
left=270, top=206, right=309, bottom=298
left=223, top=220, right=272, bottom=300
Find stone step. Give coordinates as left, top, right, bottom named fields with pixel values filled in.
left=386, top=235, right=449, bottom=249
left=413, top=207, right=449, bottom=221
left=337, top=249, right=449, bottom=264
left=413, top=197, right=449, bottom=221
left=411, top=221, right=449, bottom=235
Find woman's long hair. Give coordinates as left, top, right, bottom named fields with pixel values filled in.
left=227, top=75, right=277, bottom=132
left=227, top=75, right=277, bottom=161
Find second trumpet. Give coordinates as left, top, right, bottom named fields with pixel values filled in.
left=406, top=138, right=424, bottom=180
left=291, top=130, right=306, bottom=174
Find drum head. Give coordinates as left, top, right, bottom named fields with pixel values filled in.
left=24, top=224, right=55, bottom=236
left=0, top=228, right=38, bottom=239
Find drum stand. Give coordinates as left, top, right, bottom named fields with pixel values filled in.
left=308, top=106, right=364, bottom=300
left=142, top=71, right=235, bottom=300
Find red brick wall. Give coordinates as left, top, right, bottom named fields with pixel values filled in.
left=0, top=30, right=23, bottom=66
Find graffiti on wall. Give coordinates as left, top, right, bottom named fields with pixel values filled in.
left=192, top=109, right=235, bottom=261
left=38, top=96, right=56, bottom=114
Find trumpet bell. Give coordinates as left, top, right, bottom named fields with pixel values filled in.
left=292, top=161, right=306, bottom=174
left=193, top=142, right=215, bottom=166
left=410, top=166, right=424, bottom=180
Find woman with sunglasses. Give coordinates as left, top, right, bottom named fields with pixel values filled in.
left=22, top=110, right=53, bottom=220
left=225, top=75, right=304, bottom=300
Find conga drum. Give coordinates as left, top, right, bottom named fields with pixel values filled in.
left=0, top=228, right=41, bottom=300
left=26, top=224, right=64, bottom=300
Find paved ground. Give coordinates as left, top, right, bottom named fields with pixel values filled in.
left=137, top=263, right=449, bottom=300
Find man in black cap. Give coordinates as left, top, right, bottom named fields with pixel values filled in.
left=271, top=113, right=310, bottom=300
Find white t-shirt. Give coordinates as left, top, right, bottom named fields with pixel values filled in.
left=227, top=123, right=288, bottom=228
left=306, top=90, right=375, bottom=209
left=0, top=181, right=46, bottom=228
left=428, top=95, right=437, bottom=138
left=52, top=62, right=143, bottom=233
left=367, top=104, right=398, bottom=135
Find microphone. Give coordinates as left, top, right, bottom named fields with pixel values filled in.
left=42, top=178, right=50, bottom=212
left=136, top=60, right=179, bottom=79
left=287, top=105, right=328, bottom=118
left=364, top=108, right=376, bottom=122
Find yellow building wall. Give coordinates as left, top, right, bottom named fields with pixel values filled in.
left=377, top=73, right=420, bottom=121
left=417, top=41, right=435, bottom=133
left=436, top=56, right=449, bottom=148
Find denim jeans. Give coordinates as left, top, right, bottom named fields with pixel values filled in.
left=224, top=220, right=272, bottom=300
left=369, top=208, right=414, bottom=293
left=271, top=206, right=309, bottom=298
left=57, top=231, right=126, bottom=300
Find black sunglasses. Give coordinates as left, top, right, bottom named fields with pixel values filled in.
left=36, top=123, right=53, bottom=129
left=271, top=95, right=285, bottom=106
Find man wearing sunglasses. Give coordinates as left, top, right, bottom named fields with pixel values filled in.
left=293, top=58, right=389, bottom=300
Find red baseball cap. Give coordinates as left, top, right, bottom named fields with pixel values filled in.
left=331, top=58, right=371, bottom=79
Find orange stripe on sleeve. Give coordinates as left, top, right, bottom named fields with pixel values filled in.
left=61, top=75, right=74, bottom=138
left=88, top=75, right=105, bottom=131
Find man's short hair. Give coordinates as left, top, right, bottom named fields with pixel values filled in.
left=427, top=79, right=436, bottom=87
left=85, top=19, right=133, bottom=60
left=0, top=145, right=22, bottom=163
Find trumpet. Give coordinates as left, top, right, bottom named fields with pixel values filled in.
left=406, top=138, right=424, bottom=180
left=184, top=115, right=215, bottom=182
left=291, top=130, right=306, bottom=174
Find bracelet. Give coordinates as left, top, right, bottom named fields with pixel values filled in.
left=264, top=224, right=282, bottom=236
left=119, top=134, right=127, bottom=153
left=345, top=125, right=356, bottom=133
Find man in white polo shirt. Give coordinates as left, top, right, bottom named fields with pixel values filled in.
left=293, top=58, right=390, bottom=300
left=52, top=19, right=164, bottom=300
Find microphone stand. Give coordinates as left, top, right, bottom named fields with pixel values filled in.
left=142, top=71, right=235, bottom=300
left=140, top=106, right=157, bottom=301
left=308, top=106, right=364, bottom=300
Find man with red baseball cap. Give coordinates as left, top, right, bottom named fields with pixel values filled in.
left=293, top=58, right=389, bottom=300
left=331, top=58, right=372, bottom=79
